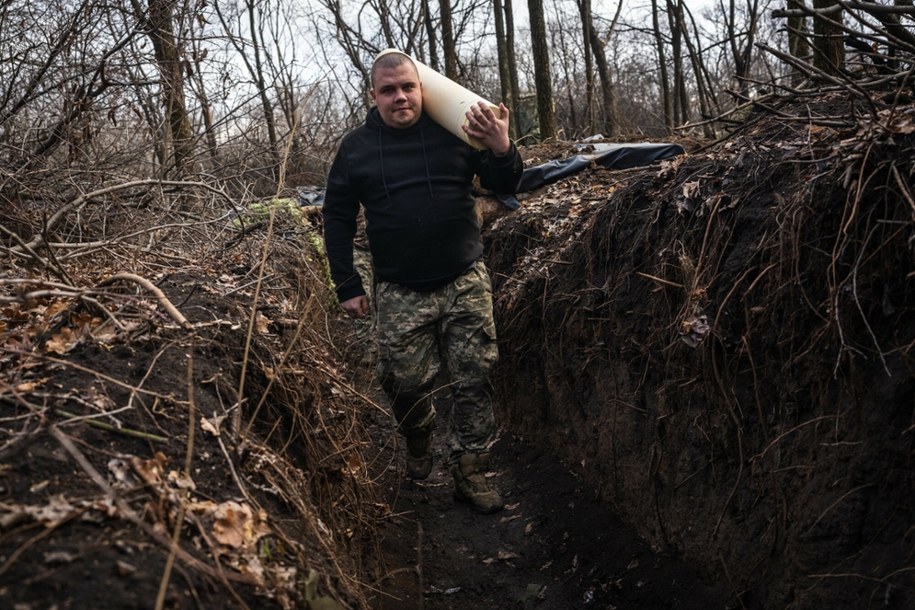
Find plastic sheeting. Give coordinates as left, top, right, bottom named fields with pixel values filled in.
left=496, top=142, right=684, bottom=210
left=518, top=142, right=684, bottom=192
left=301, top=142, right=684, bottom=211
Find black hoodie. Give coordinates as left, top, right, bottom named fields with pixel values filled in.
left=323, top=107, right=523, bottom=302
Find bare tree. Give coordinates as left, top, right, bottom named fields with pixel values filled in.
left=586, top=4, right=623, bottom=137
left=578, top=0, right=596, bottom=133
left=528, top=0, right=557, bottom=139
left=716, top=0, right=763, bottom=97
left=812, top=0, right=844, bottom=74
left=786, top=0, right=811, bottom=84
left=503, top=0, right=523, bottom=137
left=212, top=0, right=281, bottom=182
left=143, top=0, right=198, bottom=176
left=651, top=0, right=674, bottom=131
left=492, top=0, right=517, bottom=138
left=667, top=0, right=691, bottom=125
left=440, top=0, right=458, bottom=78
left=423, top=0, right=441, bottom=71
left=589, top=21, right=618, bottom=136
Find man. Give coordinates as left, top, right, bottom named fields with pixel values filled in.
left=322, top=51, right=522, bottom=514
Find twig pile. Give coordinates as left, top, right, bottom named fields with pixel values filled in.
left=1, top=183, right=377, bottom=608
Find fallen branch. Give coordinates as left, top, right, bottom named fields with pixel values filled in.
left=53, top=408, right=169, bottom=443
left=10, top=179, right=239, bottom=256
left=98, top=272, right=191, bottom=329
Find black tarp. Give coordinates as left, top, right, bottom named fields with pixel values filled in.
left=301, top=142, right=685, bottom=210
left=497, top=142, right=685, bottom=209
left=517, top=142, right=684, bottom=192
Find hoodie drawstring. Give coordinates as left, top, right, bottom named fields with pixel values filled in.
left=419, top=129, right=434, bottom=198
left=375, top=111, right=434, bottom=200
left=378, top=130, right=390, bottom=199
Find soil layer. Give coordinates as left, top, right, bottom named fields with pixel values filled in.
left=485, top=97, right=915, bottom=608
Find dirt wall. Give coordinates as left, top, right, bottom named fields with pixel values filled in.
left=487, top=110, right=915, bottom=608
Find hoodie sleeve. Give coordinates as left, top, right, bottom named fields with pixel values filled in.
left=476, top=142, right=523, bottom=195
left=322, top=142, right=366, bottom=302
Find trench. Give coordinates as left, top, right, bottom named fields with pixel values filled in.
left=368, top=120, right=915, bottom=609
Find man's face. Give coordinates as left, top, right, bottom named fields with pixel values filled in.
left=370, top=63, right=423, bottom=129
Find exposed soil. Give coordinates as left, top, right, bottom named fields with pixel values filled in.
left=484, top=97, right=915, bottom=608
left=2, top=94, right=914, bottom=609
left=1, top=237, right=375, bottom=610
left=0, top=261, right=731, bottom=610
left=364, top=398, right=731, bottom=609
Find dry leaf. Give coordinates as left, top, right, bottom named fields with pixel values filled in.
left=682, top=180, right=701, bottom=199
left=86, top=386, right=116, bottom=411
left=30, top=495, right=78, bottom=525
left=15, top=381, right=39, bottom=392
left=45, top=327, right=77, bottom=355
left=167, top=470, right=197, bottom=491
left=210, top=501, right=271, bottom=549
left=200, top=414, right=225, bottom=437
left=342, top=452, right=362, bottom=476
left=131, top=452, right=170, bottom=485
left=108, top=458, right=140, bottom=489
left=43, top=300, right=68, bottom=319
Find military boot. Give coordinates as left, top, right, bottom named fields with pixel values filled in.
left=404, top=423, right=434, bottom=480
left=451, top=451, right=503, bottom=514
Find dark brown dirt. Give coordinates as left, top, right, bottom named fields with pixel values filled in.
left=485, top=96, right=915, bottom=609
left=1, top=209, right=733, bottom=610
left=366, top=400, right=732, bottom=609
left=1, top=242, right=373, bottom=610
left=0, top=268, right=732, bottom=610
left=4, top=96, right=913, bottom=610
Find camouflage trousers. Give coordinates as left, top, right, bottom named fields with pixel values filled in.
left=351, top=245, right=376, bottom=359
left=375, top=259, right=499, bottom=458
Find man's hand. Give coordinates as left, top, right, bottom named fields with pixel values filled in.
left=340, top=295, right=370, bottom=319
left=463, top=102, right=511, bottom=156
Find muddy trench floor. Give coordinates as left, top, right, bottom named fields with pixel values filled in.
left=363, top=392, right=731, bottom=609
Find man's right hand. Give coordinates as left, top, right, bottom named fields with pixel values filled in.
left=340, top=295, right=370, bottom=319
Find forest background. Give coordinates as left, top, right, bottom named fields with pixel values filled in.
left=1, top=0, right=899, bottom=200
left=2, top=1, right=914, bottom=607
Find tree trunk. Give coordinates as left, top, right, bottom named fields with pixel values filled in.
left=786, top=0, right=810, bottom=85
left=423, top=0, right=440, bottom=71
left=439, top=0, right=458, bottom=79
left=667, top=0, right=690, bottom=125
left=527, top=0, right=556, bottom=140
left=812, top=0, right=844, bottom=75
left=589, top=23, right=616, bottom=137
left=492, top=0, right=515, bottom=137
left=651, top=0, right=672, bottom=132
left=677, top=2, right=714, bottom=135
left=578, top=0, right=595, bottom=134
left=146, top=0, right=197, bottom=176
left=503, top=0, right=523, bottom=138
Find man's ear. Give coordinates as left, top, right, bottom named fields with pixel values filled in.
left=369, top=88, right=376, bottom=103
